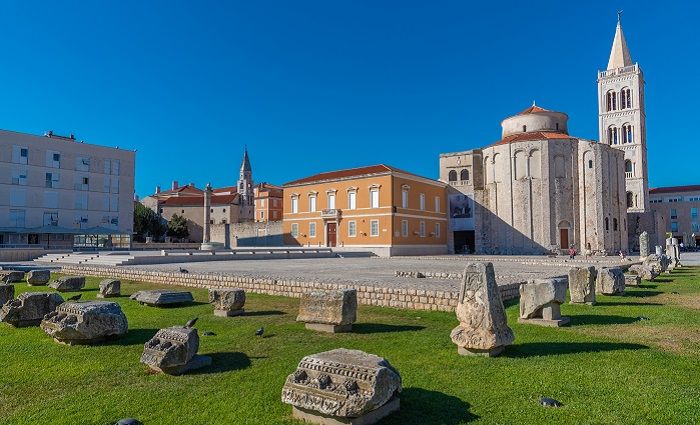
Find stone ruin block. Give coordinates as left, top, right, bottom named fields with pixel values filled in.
left=97, top=279, right=121, bottom=298
left=208, top=288, right=246, bottom=317
left=0, top=284, right=15, bottom=306
left=282, top=348, right=401, bottom=425
left=629, top=263, right=657, bottom=281
left=450, top=262, right=514, bottom=357
left=568, top=267, right=596, bottom=305
left=140, top=326, right=211, bottom=375
left=1, top=270, right=25, bottom=284
left=130, top=290, right=194, bottom=306
left=596, top=267, right=625, bottom=295
left=49, top=276, right=86, bottom=292
left=639, top=231, right=650, bottom=258
left=624, top=274, right=641, bottom=287
left=41, top=301, right=128, bottom=345
left=518, top=278, right=570, bottom=327
left=27, top=269, right=51, bottom=286
left=0, top=292, right=64, bottom=327
left=297, top=288, right=357, bottom=333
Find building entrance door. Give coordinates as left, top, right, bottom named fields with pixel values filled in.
left=560, top=228, right=569, bottom=250
left=326, top=222, right=337, bottom=247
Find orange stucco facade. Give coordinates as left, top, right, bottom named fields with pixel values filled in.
left=283, top=165, right=448, bottom=256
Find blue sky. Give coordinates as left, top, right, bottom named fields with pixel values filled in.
left=0, top=1, right=697, bottom=196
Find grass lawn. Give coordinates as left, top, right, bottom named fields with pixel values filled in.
left=1, top=268, right=699, bottom=424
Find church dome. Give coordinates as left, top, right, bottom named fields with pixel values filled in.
left=501, top=104, right=569, bottom=138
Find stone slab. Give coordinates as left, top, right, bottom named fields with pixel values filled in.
left=305, top=322, right=353, bottom=333
left=131, top=290, right=194, bottom=306
left=213, top=309, right=245, bottom=317
left=291, top=398, right=400, bottom=425
left=518, top=317, right=571, bottom=327
left=27, top=269, right=51, bottom=286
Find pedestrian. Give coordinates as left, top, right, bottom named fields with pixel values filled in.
left=568, top=245, right=577, bottom=260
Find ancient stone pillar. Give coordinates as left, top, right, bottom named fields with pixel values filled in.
left=639, top=231, right=649, bottom=258
left=200, top=183, right=214, bottom=250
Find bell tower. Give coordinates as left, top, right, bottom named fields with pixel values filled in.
left=597, top=13, right=648, bottom=213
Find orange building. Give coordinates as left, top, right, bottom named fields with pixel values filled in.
left=282, top=164, right=448, bottom=256
left=254, top=182, right=283, bottom=222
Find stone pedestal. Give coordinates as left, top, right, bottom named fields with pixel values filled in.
left=450, top=262, right=513, bottom=356
left=596, top=267, right=625, bottom=295
left=624, top=274, right=641, bottom=287
left=97, top=279, right=121, bottom=298
left=297, top=289, right=357, bottom=333
left=140, top=326, right=212, bottom=375
left=209, top=288, right=245, bottom=317
left=568, top=266, right=596, bottom=305
left=291, top=398, right=400, bottom=425
left=518, top=278, right=570, bottom=327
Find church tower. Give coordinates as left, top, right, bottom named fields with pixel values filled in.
left=237, top=147, right=254, bottom=206
left=597, top=14, right=649, bottom=213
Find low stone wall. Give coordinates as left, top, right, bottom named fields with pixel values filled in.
left=59, top=265, right=522, bottom=312
left=0, top=248, right=71, bottom=262
left=394, top=271, right=463, bottom=279
left=131, top=242, right=202, bottom=250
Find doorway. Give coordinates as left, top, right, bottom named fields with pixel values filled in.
left=559, top=228, right=569, bottom=250
left=453, top=231, right=475, bottom=254
left=326, top=222, right=337, bottom=247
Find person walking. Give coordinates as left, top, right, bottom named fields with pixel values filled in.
left=568, top=245, right=577, bottom=260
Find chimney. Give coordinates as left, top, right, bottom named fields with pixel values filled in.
left=155, top=185, right=161, bottom=194
left=172, top=180, right=178, bottom=190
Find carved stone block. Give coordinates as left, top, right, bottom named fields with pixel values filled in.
left=297, top=289, right=357, bottom=333
left=49, top=276, right=86, bottom=292
left=130, top=290, right=194, bottom=306
left=624, top=274, right=641, bottom=287
left=450, top=262, right=514, bottom=356
left=0, top=284, right=14, bottom=306
left=41, top=301, right=128, bottom=345
left=208, top=288, right=245, bottom=317
left=281, top=348, right=401, bottom=424
left=596, top=267, right=625, bottom=295
left=568, top=266, right=596, bottom=305
left=140, top=326, right=211, bottom=375
left=27, top=269, right=51, bottom=286
left=518, top=278, right=570, bottom=327
left=97, top=279, right=121, bottom=298
left=0, top=270, right=25, bottom=284
left=0, top=292, right=64, bottom=327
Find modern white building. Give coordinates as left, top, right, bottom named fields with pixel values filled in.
left=0, top=129, right=135, bottom=249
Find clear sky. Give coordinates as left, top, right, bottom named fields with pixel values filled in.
left=1, top=1, right=697, bottom=197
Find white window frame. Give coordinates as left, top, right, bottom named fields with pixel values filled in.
left=12, top=168, right=28, bottom=186
left=419, top=220, right=426, bottom=237
left=347, top=191, right=357, bottom=210
left=327, top=193, right=336, bottom=210
left=402, top=189, right=409, bottom=209
left=401, top=220, right=408, bottom=237
left=348, top=220, right=357, bottom=237
left=370, top=219, right=379, bottom=237
left=370, top=189, right=379, bottom=209
left=12, top=146, right=28, bottom=164
left=291, top=197, right=299, bottom=214
left=434, top=222, right=441, bottom=238
left=291, top=223, right=299, bottom=237
left=434, top=196, right=440, bottom=213
left=309, top=195, right=317, bottom=212
left=309, top=222, right=316, bottom=238
left=419, top=193, right=425, bottom=211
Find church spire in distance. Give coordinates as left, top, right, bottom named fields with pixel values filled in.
left=607, top=11, right=633, bottom=70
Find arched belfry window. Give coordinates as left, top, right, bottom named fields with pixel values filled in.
left=622, top=124, right=633, bottom=144
left=620, top=87, right=632, bottom=109
left=460, top=169, right=469, bottom=181
left=624, top=160, right=633, bottom=177
left=626, top=192, right=634, bottom=208
left=608, top=126, right=618, bottom=145
left=448, top=170, right=457, bottom=182
left=606, top=90, right=617, bottom=112
left=522, top=125, right=527, bottom=132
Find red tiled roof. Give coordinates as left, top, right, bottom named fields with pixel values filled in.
left=517, top=105, right=551, bottom=115
left=491, top=131, right=573, bottom=146
left=160, top=194, right=238, bottom=206
left=156, top=185, right=203, bottom=196
left=212, top=186, right=238, bottom=194
left=649, top=185, right=700, bottom=195
left=283, top=164, right=428, bottom=186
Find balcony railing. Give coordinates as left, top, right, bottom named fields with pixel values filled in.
left=598, top=63, right=639, bottom=79
left=625, top=172, right=633, bottom=178
left=320, top=209, right=340, bottom=219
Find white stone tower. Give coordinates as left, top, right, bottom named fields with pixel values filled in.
left=237, top=146, right=254, bottom=206
left=597, top=14, right=649, bottom=213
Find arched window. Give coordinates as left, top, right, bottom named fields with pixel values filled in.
left=522, top=125, right=527, bottom=132
left=448, top=170, right=457, bottom=182
left=621, top=124, right=633, bottom=144
left=613, top=218, right=618, bottom=231
left=606, top=90, right=617, bottom=111
left=626, top=192, right=634, bottom=208
left=620, top=87, right=632, bottom=109
left=624, top=160, right=633, bottom=177
left=605, top=217, right=609, bottom=231
left=608, top=126, right=618, bottom=145
left=460, top=169, right=469, bottom=181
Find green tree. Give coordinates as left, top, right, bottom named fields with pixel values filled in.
left=167, top=214, right=190, bottom=240
left=133, top=203, right=166, bottom=241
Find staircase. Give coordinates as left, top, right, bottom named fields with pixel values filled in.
left=34, top=252, right=136, bottom=266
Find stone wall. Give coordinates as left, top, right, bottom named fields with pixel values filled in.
left=0, top=248, right=71, bottom=262
left=59, top=265, right=522, bottom=312
left=230, top=221, right=283, bottom=247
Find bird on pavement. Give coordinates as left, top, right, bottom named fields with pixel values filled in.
left=66, top=294, right=82, bottom=301
left=179, top=267, right=189, bottom=273
left=255, top=327, right=264, bottom=337
left=184, top=317, right=198, bottom=328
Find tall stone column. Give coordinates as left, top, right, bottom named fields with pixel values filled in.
left=201, top=183, right=213, bottom=250
left=639, top=231, right=649, bottom=258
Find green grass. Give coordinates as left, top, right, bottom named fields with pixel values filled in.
left=1, top=268, right=699, bottom=424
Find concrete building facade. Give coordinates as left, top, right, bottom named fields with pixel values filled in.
left=440, top=105, right=628, bottom=255
left=0, top=129, right=135, bottom=249
left=254, top=182, right=283, bottom=222
left=649, top=185, right=700, bottom=247
left=283, top=164, right=448, bottom=256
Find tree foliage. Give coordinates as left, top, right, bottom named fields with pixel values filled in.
left=167, top=214, right=190, bottom=240
left=133, top=203, right=166, bottom=241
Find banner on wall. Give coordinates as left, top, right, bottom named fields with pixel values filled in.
left=449, top=194, right=474, bottom=231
